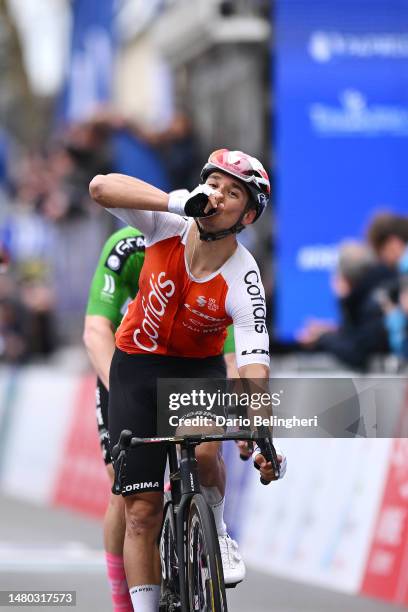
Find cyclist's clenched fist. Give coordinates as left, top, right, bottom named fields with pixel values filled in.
left=254, top=448, right=287, bottom=482
left=237, top=441, right=287, bottom=482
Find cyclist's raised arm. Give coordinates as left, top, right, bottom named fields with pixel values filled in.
left=89, top=174, right=192, bottom=244
left=89, top=173, right=169, bottom=240
left=90, top=172, right=222, bottom=231
left=90, top=173, right=169, bottom=212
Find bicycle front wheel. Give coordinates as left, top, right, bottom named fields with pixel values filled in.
left=187, top=494, right=227, bottom=612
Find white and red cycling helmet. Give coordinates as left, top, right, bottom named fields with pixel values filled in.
left=200, top=148, right=270, bottom=222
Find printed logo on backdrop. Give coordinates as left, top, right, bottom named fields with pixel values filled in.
left=308, top=31, right=408, bottom=63
left=296, top=245, right=338, bottom=272
left=310, top=90, right=408, bottom=137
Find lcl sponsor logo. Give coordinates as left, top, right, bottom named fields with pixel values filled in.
left=184, top=303, right=226, bottom=323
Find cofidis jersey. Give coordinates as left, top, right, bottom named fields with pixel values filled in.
left=107, top=208, right=269, bottom=369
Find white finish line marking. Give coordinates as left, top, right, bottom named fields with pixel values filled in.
left=0, top=542, right=105, bottom=573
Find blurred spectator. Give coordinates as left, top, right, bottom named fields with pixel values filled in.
left=135, top=112, right=198, bottom=190
left=91, top=107, right=197, bottom=190
left=19, top=275, right=56, bottom=357
left=378, top=277, right=408, bottom=361
left=298, top=241, right=396, bottom=370
left=0, top=263, right=56, bottom=364
left=367, top=213, right=408, bottom=363
left=42, top=121, right=112, bottom=221
left=0, top=129, right=9, bottom=189
left=367, top=212, right=408, bottom=273
left=0, top=241, right=10, bottom=273
left=2, top=159, right=55, bottom=271
left=0, top=296, right=29, bottom=363
left=0, top=272, right=28, bottom=363
left=0, top=116, right=117, bottom=348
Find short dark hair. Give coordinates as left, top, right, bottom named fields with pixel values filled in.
left=367, top=213, right=408, bottom=252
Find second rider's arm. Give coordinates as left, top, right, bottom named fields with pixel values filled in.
left=83, top=315, right=116, bottom=390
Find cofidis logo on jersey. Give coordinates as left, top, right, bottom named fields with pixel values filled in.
left=133, top=272, right=175, bottom=352
left=244, top=270, right=267, bottom=333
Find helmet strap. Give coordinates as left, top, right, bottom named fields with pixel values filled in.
left=195, top=205, right=250, bottom=242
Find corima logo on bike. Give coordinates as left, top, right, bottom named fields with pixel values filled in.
left=105, top=236, right=145, bottom=274
left=133, top=272, right=175, bottom=352
left=124, top=481, right=160, bottom=492
left=244, top=270, right=267, bottom=333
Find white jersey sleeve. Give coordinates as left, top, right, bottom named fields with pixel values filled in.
left=224, top=245, right=270, bottom=369
left=106, top=208, right=188, bottom=247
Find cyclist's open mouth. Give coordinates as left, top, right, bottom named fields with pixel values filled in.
left=199, top=210, right=223, bottom=222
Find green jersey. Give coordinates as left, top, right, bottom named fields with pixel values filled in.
left=223, top=325, right=235, bottom=354
left=86, top=227, right=145, bottom=330
left=86, top=226, right=235, bottom=352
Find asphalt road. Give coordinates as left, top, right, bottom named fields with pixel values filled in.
left=0, top=495, right=403, bottom=612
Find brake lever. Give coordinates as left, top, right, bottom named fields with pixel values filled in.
left=112, top=450, right=126, bottom=495
left=111, top=429, right=133, bottom=496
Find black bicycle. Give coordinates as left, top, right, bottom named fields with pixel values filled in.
left=112, top=429, right=280, bottom=612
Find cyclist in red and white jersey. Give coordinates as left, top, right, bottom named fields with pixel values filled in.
left=90, top=149, right=286, bottom=612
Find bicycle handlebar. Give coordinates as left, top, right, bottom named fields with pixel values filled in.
left=111, top=428, right=280, bottom=495
left=128, top=431, right=259, bottom=447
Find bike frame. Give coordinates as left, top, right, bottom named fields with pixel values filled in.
left=111, top=430, right=280, bottom=611
left=170, top=439, right=206, bottom=610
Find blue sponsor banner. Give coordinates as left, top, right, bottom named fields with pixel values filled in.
left=0, top=130, right=7, bottom=185
left=112, top=131, right=170, bottom=192
left=275, top=0, right=408, bottom=340
left=60, top=0, right=169, bottom=190
left=61, top=0, right=115, bottom=123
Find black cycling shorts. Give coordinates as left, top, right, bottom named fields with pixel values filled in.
left=108, top=348, right=226, bottom=497
left=95, top=377, right=111, bottom=465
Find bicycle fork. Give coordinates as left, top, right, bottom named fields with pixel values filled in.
left=175, top=441, right=201, bottom=611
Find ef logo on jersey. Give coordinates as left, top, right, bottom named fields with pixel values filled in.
left=105, top=236, right=145, bottom=274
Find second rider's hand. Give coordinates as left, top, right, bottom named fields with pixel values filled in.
left=236, top=440, right=252, bottom=459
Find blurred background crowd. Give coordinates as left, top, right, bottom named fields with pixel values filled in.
left=0, top=0, right=407, bottom=372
